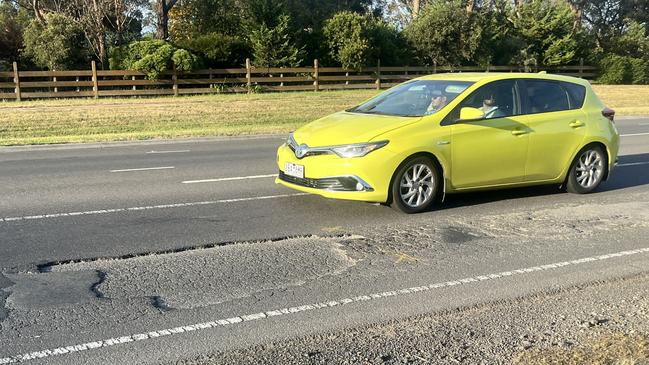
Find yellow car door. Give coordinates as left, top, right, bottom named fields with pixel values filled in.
left=518, top=79, right=588, bottom=181
left=444, top=79, right=530, bottom=189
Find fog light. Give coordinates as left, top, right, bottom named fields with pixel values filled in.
left=356, top=182, right=363, bottom=191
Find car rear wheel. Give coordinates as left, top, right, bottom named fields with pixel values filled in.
left=391, top=156, right=441, bottom=214
left=566, top=146, right=607, bottom=194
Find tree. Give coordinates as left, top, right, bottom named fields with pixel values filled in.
left=169, top=0, right=242, bottom=42
left=0, top=1, right=28, bottom=69
left=248, top=14, right=302, bottom=67
left=404, top=0, right=482, bottom=66
left=511, top=0, right=583, bottom=67
left=154, top=0, right=178, bottom=40
left=22, top=12, right=87, bottom=69
left=323, top=11, right=408, bottom=69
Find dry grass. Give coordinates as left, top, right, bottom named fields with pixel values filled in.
left=0, top=90, right=379, bottom=146
left=513, top=333, right=649, bottom=365
left=0, top=85, right=647, bottom=146
left=592, top=85, right=649, bottom=116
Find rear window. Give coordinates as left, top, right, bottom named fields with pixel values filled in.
left=524, top=80, right=586, bottom=114
left=562, top=81, right=586, bottom=109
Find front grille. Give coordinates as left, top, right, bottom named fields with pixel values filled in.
left=279, top=171, right=347, bottom=191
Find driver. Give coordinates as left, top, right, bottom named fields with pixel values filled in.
left=426, top=90, right=448, bottom=114
left=480, top=94, right=505, bottom=119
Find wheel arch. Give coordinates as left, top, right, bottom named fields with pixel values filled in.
left=386, top=151, right=446, bottom=204
left=563, top=141, right=611, bottom=186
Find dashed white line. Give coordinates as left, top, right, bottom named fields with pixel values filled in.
left=621, top=132, right=649, bottom=137
left=182, top=174, right=278, bottom=184
left=110, top=166, right=175, bottom=173
left=145, top=150, right=190, bottom=154
left=0, top=193, right=309, bottom=223
left=617, top=161, right=649, bottom=167
left=1, top=246, right=648, bottom=364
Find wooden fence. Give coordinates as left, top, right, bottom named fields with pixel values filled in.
left=0, top=59, right=596, bottom=101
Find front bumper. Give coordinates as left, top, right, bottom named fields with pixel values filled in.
left=275, top=143, right=400, bottom=202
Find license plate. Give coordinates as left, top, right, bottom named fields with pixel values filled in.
left=284, top=162, right=304, bottom=179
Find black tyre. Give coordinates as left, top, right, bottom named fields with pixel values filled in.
left=391, top=156, right=441, bottom=214
left=566, top=145, right=607, bottom=194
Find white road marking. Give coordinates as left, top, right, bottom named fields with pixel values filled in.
left=0, top=193, right=309, bottom=223
left=1, top=247, right=648, bottom=364
left=145, top=150, right=190, bottom=154
left=638, top=122, right=649, bottom=126
left=110, top=166, right=175, bottom=173
left=182, top=174, right=277, bottom=184
left=621, top=132, right=649, bottom=137
left=617, top=161, right=649, bottom=167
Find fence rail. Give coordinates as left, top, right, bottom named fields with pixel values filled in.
left=0, top=59, right=597, bottom=101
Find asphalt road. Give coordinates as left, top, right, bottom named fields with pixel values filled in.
left=0, top=117, right=649, bottom=364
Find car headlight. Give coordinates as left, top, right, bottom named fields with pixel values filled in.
left=330, top=141, right=389, bottom=158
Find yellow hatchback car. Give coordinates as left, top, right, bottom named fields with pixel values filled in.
left=276, top=73, right=619, bottom=213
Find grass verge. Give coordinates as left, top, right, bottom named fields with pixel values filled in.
left=0, top=85, right=647, bottom=146
left=513, top=332, right=649, bottom=365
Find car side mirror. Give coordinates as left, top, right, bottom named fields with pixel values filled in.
left=458, top=107, right=485, bottom=122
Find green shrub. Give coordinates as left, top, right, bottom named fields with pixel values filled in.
left=598, top=54, right=649, bottom=84
left=179, top=32, right=249, bottom=68
left=404, top=0, right=481, bottom=66
left=109, top=39, right=199, bottom=79
left=249, top=14, right=302, bottom=68
left=22, top=13, right=87, bottom=70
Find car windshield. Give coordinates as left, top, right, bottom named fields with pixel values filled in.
left=347, top=80, right=474, bottom=117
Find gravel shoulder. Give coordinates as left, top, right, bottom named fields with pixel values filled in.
left=173, top=272, right=649, bottom=365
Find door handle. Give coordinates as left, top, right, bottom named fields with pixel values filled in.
left=511, top=129, right=528, bottom=136
left=569, top=120, right=585, bottom=128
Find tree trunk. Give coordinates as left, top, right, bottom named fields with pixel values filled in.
left=155, top=0, right=178, bottom=40
left=411, top=0, right=420, bottom=19
left=155, top=0, right=168, bottom=39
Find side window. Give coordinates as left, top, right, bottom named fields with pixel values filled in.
left=524, top=80, right=571, bottom=114
left=561, top=81, right=586, bottom=109
left=442, top=80, right=518, bottom=124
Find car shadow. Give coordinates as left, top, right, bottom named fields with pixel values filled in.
left=438, top=153, right=649, bottom=210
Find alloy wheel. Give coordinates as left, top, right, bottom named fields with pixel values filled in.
left=575, top=149, right=604, bottom=189
left=399, top=163, right=435, bottom=208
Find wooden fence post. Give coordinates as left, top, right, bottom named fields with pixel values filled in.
left=172, top=64, right=179, bottom=96
left=433, top=61, right=437, bottom=74
left=375, top=59, right=381, bottom=90
left=246, top=58, right=252, bottom=93
left=91, top=61, right=99, bottom=99
left=579, top=58, right=584, bottom=78
left=313, top=59, right=319, bottom=92
left=12, top=62, right=21, bottom=101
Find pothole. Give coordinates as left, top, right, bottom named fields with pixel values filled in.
left=44, top=235, right=357, bottom=310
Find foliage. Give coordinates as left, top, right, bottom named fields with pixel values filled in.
left=22, top=13, right=87, bottom=70
left=248, top=14, right=302, bottom=67
left=109, top=39, right=199, bottom=79
left=0, top=1, right=28, bottom=70
left=475, top=0, right=523, bottom=66
left=179, top=32, right=249, bottom=68
left=404, top=0, right=481, bottom=66
left=169, top=0, right=242, bottom=41
left=598, top=54, right=649, bottom=84
left=323, top=11, right=369, bottom=69
left=323, top=11, right=407, bottom=69
left=511, top=0, right=582, bottom=66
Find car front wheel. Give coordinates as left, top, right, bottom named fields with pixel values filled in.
left=391, top=156, right=441, bottom=214
left=566, top=146, right=607, bottom=194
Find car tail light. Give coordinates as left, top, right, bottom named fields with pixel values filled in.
left=602, top=107, right=615, bottom=122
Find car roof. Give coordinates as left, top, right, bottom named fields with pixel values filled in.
left=416, top=72, right=590, bottom=86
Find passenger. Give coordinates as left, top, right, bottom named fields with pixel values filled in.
left=426, top=90, right=448, bottom=114
left=480, top=94, right=505, bottom=119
